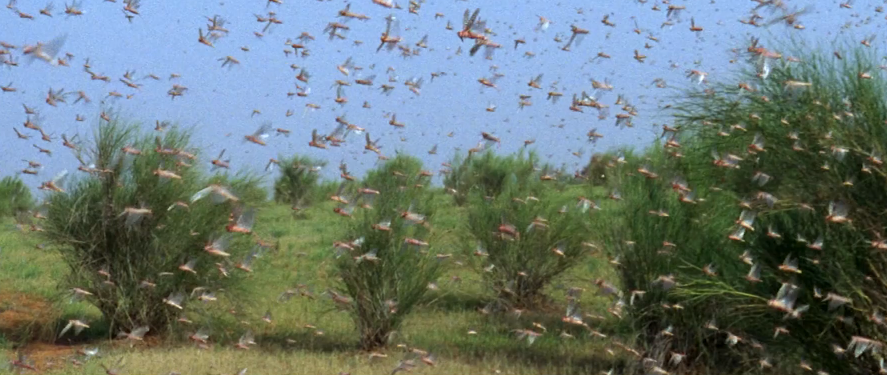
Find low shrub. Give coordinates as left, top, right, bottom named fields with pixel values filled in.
left=42, top=120, right=264, bottom=336
left=464, top=172, right=593, bottom=308
left=332, top=155, right=443, bottom=350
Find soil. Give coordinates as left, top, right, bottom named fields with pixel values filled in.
left=9, top=342, right=79, bottom=372
left=0, top=291, right=53, bottom=337
left=2, top=290, right=170, bottom=372
left=0, top=291, right=77, bottom=371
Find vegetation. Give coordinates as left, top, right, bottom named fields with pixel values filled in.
left=3, top=190, right=622, bottom=375
left=273, top=154, right=326, bottom=207
left=597, top=44, right=887, bottom=374
left=443, top=149, right=544, bottom=206
left=333, top=155, right=444, bottom=350
left=0, top=176, right=34, bottom=217
left=5, top=43, right=887, bottom=375
left=579, top=149, right=638, bottom=187
left=464, top=174, right=594, bottom=308
left=40, top=120, right=264, bottom=336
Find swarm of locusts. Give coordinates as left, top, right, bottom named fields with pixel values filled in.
left=5, top=0, right=887, bottom=373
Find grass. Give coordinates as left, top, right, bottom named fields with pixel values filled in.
left=27, top=346, right=604, bottom=375
left=0, top=221, right=61, bottom=297
left=0, top=188, right=625, bottom=375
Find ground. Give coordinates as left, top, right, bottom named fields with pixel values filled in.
left=0, top=187, right=626, bottom=375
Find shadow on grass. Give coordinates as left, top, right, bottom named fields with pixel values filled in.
left=257, top=330, right=358, bottom=353
left=420, top=290, right=489, bottom=312
left=254, top=323, right=628, bottom=375
left=49, top=317, right=113, bottom=346
left=460, top=345, right=628, bottom=375
left=417, top=298, right=629, bottom=373
left=428, top=325, right=630, bottom=375
left=26, top=311, right=630, bottom=375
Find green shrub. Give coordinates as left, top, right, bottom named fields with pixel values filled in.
left=443, top=149, right=543, bottom=206
left=333, top=154, right=442, bottom=350
left=313, top=179, right=340, bottom=201
left=0, top=176, right=34, bottom=217
left=580, top=148, right=638, bottom=187
left=42, top=120, right=263, bottom=336
left=464, top=172, right=593, bottom=308
left=272, top=154, right=325, bottom=207
left=593, top=148, right=749, bottom=372
left=208, top=173, right=267, bottom=205
left=601, top=41, right=887, bottom=374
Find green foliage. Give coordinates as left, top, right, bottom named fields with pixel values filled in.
left=601, top=42, right=887, bottom=374
left=333, top=154, right=443, bottom=350
left=313, top=180, right=340, bottom=201
left=0, top=176, right=34, bottom=217
left=41, top=120, right=264, bottom=336
left=593, top=149, right=755, bottom=372
left=273, top=154, right=326, bottom=206
left=580, top=148, right=638, bottom=187
left=208, top=172, right=267, bottom=205
left=580, top=153, right=609, bottom=186
left=464, top=174, right=593, bottom=308
left=443, top=149, right=545, bottom=206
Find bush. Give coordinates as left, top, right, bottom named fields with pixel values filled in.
left=443, top=149, right=543, bottom=206
left=464, top=172, right=593, bottom=308
left=0, top=176, right=33, bottom=217
left=332, top=154, right=442, bottom=350
left=273, top=154, right=325, bottom=206
left=314, top=180, right=340, bottom=201
left=593, top=147, right=745, bottom=372
left=42, top=120, right=263, bottom=336
left=600, top=41, right=887, bottom=374
left=580, top=149, right=637, bottom=186
left=209, top=173, right=267, bottom=206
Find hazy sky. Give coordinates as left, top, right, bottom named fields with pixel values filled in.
left=0, top=0, right=878, bottom=194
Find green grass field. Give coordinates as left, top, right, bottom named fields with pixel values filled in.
left=1, top=187, right=630, bottom=375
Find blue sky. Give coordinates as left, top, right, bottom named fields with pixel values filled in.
left=0, top=0, right=874, bottom=194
